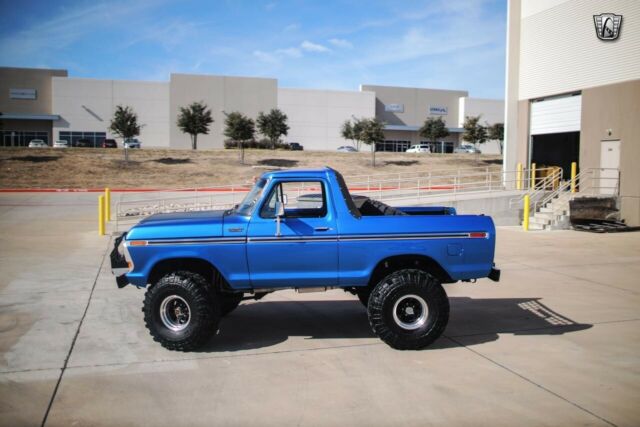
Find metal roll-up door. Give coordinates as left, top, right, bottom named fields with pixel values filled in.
left=530, top=94, right=582, bottom=135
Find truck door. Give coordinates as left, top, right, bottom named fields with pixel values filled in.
left=246, top=179, right=338, bottom=288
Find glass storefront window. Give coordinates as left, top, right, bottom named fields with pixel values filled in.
left=0, top=130, right=49, bottom=147
left=376, top=140, right=411, bottom=152
left=58, top=131, right=107, bottom=147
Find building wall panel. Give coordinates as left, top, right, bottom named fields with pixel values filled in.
left=519, top=0, right=640, bottom=100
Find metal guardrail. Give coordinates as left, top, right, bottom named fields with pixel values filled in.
left=113, top=165, right=563, bottom=230
left=537, top=168, right=620, bottom=210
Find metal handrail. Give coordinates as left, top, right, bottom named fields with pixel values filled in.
left=113, top=165, right=563, bottom=230
left=508, top=167, right=563, bottom=210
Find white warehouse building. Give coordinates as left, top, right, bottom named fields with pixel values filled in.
left=1, top=67, right=503, bottom=153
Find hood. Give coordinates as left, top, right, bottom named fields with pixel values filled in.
left=126, top=210, right=226, bottom=240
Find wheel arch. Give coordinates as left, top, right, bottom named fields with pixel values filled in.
left=147, top=257, right=231, bottom=291
left=367, top=254, right=453, bottom=288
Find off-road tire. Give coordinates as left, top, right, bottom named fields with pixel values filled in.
left=143, top=271, right=219, bottom=351
left=368, top=269, right=449, bottom=350
left=220, top=293, right=243, bottom=316
left=362, top=199, right=407, bottom=216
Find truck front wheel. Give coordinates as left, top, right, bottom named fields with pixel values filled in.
left=143, top=271, right=220, bottom=351
left=367, top=269, right=449, bottom=350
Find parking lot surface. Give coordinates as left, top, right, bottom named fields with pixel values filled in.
left=1, top=193, right=639, bottom=427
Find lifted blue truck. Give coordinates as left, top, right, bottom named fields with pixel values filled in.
left=111, top=167, right=499, bottom=351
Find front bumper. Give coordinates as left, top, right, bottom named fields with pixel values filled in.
left=110, top=233, right=130, bottom=288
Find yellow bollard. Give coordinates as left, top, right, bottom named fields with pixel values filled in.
left=99, top=195, right=105, bottom=236
left=516, top=162, right=523, bottom=190
left=523, top=194, right=530, bottom=231
left=105, top=188, right=111, bottom=221
left=570, top=162, right=577, bottom=193
left=530, top=163, right=536, bottom=190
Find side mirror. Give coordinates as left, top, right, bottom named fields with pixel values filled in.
left=275, top=201, right=285, bottom=217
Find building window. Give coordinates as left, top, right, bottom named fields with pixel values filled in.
left=376, top=140, right=411, bottom=152
left=59, top=131, right=106, bottom=147
left=0, top=130, right=49, bottom=147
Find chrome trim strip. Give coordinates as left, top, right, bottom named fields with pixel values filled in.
left=145, top=237, right=246, bottom=245
left=138, top=232, right=483, bottom=245
left=339, top=233, right=470, bottom=241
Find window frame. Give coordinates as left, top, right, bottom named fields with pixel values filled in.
left=258, top=179, right=328, bottom=219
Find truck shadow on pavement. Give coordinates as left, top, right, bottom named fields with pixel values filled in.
left=199, top=297, right=592, bottom=352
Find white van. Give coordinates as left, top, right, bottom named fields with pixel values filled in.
left=406, top=144, right=431, bottom=153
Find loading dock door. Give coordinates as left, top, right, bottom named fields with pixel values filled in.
left=530, top=94, right=582, bottom=178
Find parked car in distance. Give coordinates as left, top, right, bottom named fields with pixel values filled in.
left=454, top=144, right=481, bottom=154
left=337, top=146, right=357, bottom=152
left=337, top=146, right=358, bottom=152
left=406, top=144, right=431, bottom=153
left=288, top=142, right=303, bottom=151
left=28, top=139, right=48, bottom=148
left=102, top=139, right=117, bottom=148
left=123, top=138, right=141, bottom=149
left=53, top=140, right=69, bottom=148
left=76, top=139, right=92, bottom=148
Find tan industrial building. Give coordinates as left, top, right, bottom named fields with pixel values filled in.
left=1, top=67, right=502, bottom=153
left=504, top=0, right=640, bottom=225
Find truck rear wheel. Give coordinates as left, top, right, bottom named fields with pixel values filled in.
left=367, top=269, right=449, bottom=350
left=143, top=271, right=220, bottom=351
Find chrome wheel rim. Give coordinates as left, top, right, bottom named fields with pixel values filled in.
left=160, top=295, right=191, bottom=332
left=392, top=294, right=428, bottom=330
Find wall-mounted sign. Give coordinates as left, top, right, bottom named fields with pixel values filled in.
left=429, top=105, right=448, bottom=115
left=10, top=88, right=37, bottom=100
left=385, top=103, right=404, bottom=113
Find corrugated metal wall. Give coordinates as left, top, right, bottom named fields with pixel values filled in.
left=519, top=0, right=640, bottom=100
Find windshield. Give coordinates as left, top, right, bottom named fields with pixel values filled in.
left=235, top=178, right=267, bottom=216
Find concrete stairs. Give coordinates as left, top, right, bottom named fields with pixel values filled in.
left=527, top=196, right=571, bottom=231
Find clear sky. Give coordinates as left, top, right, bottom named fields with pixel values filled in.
left=0, top=0, right=507, bottom=98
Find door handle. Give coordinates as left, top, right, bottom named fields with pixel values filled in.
left=314, top=227, right=332, bottom=232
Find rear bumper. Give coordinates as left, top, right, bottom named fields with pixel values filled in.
left=110, top=233, right=130, bottom=288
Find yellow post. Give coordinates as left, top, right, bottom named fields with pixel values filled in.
left=523, top=194, right=530, bottom=231
left=105, top=188, right=111, bottom=221
left=530, top=163, right=536, bottom=190
left=99, top=195, right=105, bottom=236
left=570, top=162, right=577, bottom=193
left=516, top=162, right=523, bottom=190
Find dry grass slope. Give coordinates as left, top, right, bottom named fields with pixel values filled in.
left=0, top=148, right=502, bottom=189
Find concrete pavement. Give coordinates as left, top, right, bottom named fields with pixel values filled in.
left=1, top=193, right=639, bottom=426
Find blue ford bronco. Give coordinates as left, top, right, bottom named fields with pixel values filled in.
left=111, top=167, right=499, bottom=351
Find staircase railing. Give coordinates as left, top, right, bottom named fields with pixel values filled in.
left=537, top=168, right=620, bottom=211
left=509, top=167, right=564, bottom=211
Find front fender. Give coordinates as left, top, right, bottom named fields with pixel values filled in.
left=125, top=243, right=250, bottom=289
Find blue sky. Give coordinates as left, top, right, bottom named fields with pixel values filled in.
left=0, top=0, right=507, bottom=98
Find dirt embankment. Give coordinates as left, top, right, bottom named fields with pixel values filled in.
left=0, top=148, right=502, bottom=189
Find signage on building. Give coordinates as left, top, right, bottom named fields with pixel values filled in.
left=593, top=13, right=622, bottom=41
left=429, top=105, right=448, bottom=115
left=9, top=88, right=37, bottom=100
left=385, top=103, right=404, bottom=113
